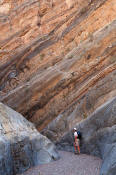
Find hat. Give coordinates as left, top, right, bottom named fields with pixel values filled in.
left=73, top=128, right=77, bottom=131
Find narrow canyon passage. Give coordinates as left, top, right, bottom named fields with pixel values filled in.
left=21, top=151, right=102, bottom=175
left=0, top=0, right=116, bottom=175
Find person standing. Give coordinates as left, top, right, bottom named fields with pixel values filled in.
left=73, top=128, right=81, bottom=154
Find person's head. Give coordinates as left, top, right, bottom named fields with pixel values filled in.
left=73, top=128, right=77, bottom=132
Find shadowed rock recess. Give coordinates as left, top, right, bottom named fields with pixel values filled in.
left=0, top=103, right=59, bottom=175
left=0, top=0, right=116, bottom=174
left=56, top=97, right=116, bottom=175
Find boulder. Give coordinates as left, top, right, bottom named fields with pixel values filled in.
left=56, top=97, right=116, bottom=175
left=0, top=102, right=59, bottom=175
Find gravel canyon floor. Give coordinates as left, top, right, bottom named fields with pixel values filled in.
left=20, top=151, right=102, bottom=175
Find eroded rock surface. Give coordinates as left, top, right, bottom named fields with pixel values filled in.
left=0, top=0, right=116, bottom=130
left=0, top=1, right=116, bottom=174
left=0, top=102, right=59, bottom=175
left=56, top=97, right=116, bottom=175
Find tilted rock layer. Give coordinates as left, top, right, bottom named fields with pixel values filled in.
left=0, top=102, right=59, bottom=175
left=0, top=0, right=116, bottom=130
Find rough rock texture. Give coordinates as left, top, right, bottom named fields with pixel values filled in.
left=0, top=0, right=116, bottom=130
left=56, top=97, right=116, bottom=175
left=0, top=102, right=59, bottom=175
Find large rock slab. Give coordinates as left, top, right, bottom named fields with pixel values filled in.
left=0, top=102, right=59, bottom=175
left=56, top=97, right=116, bottom=175
left=41, top=68, right=116, bottom=143
left=0, top=0, right=116, bottom=131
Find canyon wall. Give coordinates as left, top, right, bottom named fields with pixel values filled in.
left=0, top=0, right=116, bottom=131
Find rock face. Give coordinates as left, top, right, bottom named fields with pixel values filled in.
left=0, top=0, right=116, bottom=131
left=0, top=1, right=116, bottom=174
left=56, top=97, right=116, bottom=175
left=0, top=102, right=59, bottom=175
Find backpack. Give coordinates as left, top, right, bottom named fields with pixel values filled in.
left=77, top=131, right=82, bottom=139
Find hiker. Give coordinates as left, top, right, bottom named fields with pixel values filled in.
left=73, top=128, right=81, bottom=154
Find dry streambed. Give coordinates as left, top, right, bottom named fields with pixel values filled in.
left=21, top=151, right=102, bottom=175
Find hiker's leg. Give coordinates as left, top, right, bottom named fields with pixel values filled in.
left=74, top=142, right=78, bottom=154
left=77, top=139, right=80, bottom=154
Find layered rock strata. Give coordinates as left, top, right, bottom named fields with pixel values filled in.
left=0, top=0, right=116, bottom=131
left=0, top=102, right=59, bottom=175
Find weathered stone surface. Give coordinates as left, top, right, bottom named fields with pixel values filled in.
left=0, top=1, right=116, bottom=174
left=99, top=126, right=116, bottom=175
left=0, top=102, right=59, bottom=175
left=41, top=68, right=116, bottom=142
left=0, top=0, right=116, bottom=131
left=56, top=97, right=116, bottom=175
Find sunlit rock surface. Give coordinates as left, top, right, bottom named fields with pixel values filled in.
left=0, top=0, right=116, bottom=131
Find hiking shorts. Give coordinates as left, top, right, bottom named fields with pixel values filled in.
left=75, top=138, right=80, bottom=146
